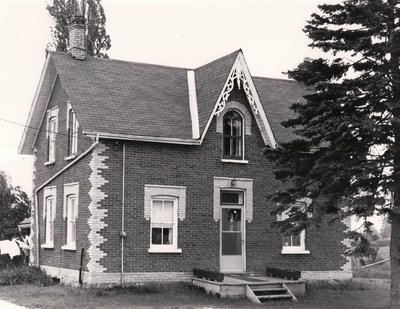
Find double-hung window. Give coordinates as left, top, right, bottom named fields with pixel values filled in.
left=144, top=185, right=185, bottom=253
left=67, top=107, right=79, bottom=157
left=42, top=186, right=56, bottom=248
left=45, top=197, right=55, bottom=245
left=66, top=195, right=76, bottom=247
left=46, top=107, right=58, bottom=164
left=279, top=201, right=311, bottom=254
left=150, top=197, right=178, bottom=252
left=223, top=110, right=244, bottom=160
left=62, top=183, right=78, bottom=250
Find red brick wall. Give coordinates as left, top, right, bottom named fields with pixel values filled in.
left=95, top=86, right=348, bottom=274
left=33, top=79, right=348, bottom=275
left=33, top=74, right=93, bottom=271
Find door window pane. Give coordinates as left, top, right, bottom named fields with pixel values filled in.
left=222, top=233, right=241, bottom=255
left=221, top=192, right=243, bottom=205
left=222, top=208, right=242, bottom=231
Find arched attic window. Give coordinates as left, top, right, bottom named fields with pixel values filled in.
left=223, top=110, right=244, bottom=160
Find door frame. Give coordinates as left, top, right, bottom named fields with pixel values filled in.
left=219, top=190, right=246, bottom=273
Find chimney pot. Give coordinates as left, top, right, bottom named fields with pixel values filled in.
left=67, top=15, right=86, bottom=60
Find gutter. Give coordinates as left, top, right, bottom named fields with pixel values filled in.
left=84, top=132, right=201, bottom=146
left=34, top=136, right=99, bottom=267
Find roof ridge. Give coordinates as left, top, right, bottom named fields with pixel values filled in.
left=50, top=51, right=191, bottom=71
left=194, top=49, right=241, bottom=71
left=253, top=76, right=298, bottom=83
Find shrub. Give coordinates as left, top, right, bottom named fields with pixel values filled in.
left=0, top=254, right=13, bottom=270
left=308, top=280, right=367, bottom=291
left=0, top=265, right=55, bottom=286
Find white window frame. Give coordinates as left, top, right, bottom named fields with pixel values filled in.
left=62, top=183, right=79, bottom=251
left=148, top=196, right=181, bottom=253
left=278, top=202, right=311, bottom=255
left=45, top=107, right=58, bottom=165
left=66, top=104, right=79, bottom=159
left=222, top=109, right=245, bottom=161
left=42, top=186, right=56, bottom=249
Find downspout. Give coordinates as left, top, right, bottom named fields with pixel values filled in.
left=120, top=142, right=126, bottom=284
left=34, top=135, right=99, bottom=268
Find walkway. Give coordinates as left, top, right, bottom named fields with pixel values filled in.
left=0, top=299, right=28, bottom=309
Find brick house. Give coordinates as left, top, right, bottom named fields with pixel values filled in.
left=18, top=16, right=352, bottom=285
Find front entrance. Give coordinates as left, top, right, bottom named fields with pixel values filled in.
left=220, top=191, right=245, bottom=272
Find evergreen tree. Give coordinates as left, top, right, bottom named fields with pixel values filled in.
left=263, top=0, right=400, bottom=306
left=0, top=171, right=31, bottom=240
left=46, top=0, right=111, bottom=58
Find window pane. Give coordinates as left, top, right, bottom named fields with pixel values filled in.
left=163, top=201, right=174, bottom=222
left=223, top=117, right=232, bottom=135
left=152, top=228, right=162, bottom=244
left=222, top=208, right=242, bottom=231
left=232, top=118, right=241, bottom=136
left=222, top=233, right=241, bottom=255
left=235, top=137, right=242, bottom=156
left=221, top=192, right=243, bottom=204
left=231, top=137, right=236, bottom=156
left=283, top=235, right=291, bottom=247
left=152, top=200, right=163, bottom=222
left=292, top=234, right=301, bottom=246
left=223, top=136, right=231, bottom=156
left=68, top=196, right=75, bottom=219
left=163, top=228, right=173, bottom=245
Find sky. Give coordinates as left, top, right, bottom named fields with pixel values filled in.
left=3, top=0, right=377, bottom=229
left=0, top=0, right=330, bottom=192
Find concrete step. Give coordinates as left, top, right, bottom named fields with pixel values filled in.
left=252, top=287, right=287, bottom=293
left=258, top=294, right=293, bottom=300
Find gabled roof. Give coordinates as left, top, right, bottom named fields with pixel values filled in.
left=254, top=77, right=309, bottom=144
left=19, top=50, right=309, bottom=154
left=195, top=50, right=240, bottom=133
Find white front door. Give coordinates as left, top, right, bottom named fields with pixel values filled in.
left=220, top=190, right=245, bottom=272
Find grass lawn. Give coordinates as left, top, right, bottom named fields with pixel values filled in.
left=0, top=281, right=390, bottom=309
left=353, top=261, right=390, bottom=279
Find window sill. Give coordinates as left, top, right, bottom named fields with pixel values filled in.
left=221, top=159, right=249, bottom=164
left=148, top=248, right=182, bottom=254
left=64, top=155, right=76, bottom=161
left=41, top=244, right=54, bottom=249
left=44, top=161, right=55, bottom=166
left=61, top=245, right=76, bottom=251
left=281, top=248, right=310, bottom=255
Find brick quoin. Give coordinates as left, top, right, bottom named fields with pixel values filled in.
left=32, top=74, right=350, bottom=283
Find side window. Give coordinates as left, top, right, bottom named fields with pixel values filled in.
left=63, top=183, right=79, bottom=250
left=67, top=107, right=79, bottom=157
left=278, top=200, right=311, bottom=254
left=45, top=196, right=55, bottom=245
left=144, top=185, right=185, bottom=253
left=42, top=186, right=56, bottom=248
left=223, top=110, right=244, bottom=160
left=48, top=117, right=57, bottom=162
left=150, top=197, right=177, bottom=251
left=46, top=107, right=58, bottom=164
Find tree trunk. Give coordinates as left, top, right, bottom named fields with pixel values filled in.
left=389, top=0, right=400, bottom=305
left=390, top=213, right=400, bottom=307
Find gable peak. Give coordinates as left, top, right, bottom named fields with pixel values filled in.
left=215, top=53, right=259, bottom=116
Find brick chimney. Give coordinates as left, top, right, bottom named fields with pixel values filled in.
left=67, top=15, right=86, bottom=60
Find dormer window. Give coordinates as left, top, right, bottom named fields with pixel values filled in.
left=223, top=110, right=243, bottom=160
